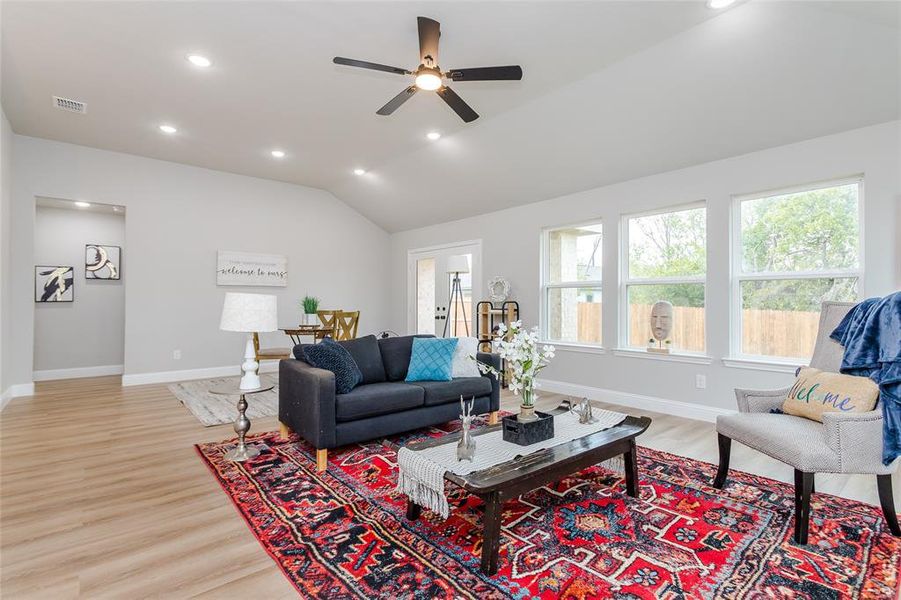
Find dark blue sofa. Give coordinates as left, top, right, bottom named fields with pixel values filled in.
left=278, top=334, right=501, bottom=470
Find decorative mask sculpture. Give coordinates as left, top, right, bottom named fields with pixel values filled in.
left=650, top=301, right=674, bottom=344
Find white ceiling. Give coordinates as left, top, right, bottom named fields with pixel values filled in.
left=3, top=1, right=898, bottom=232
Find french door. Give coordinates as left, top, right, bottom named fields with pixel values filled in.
left=408, top=241, right=481, bottom=337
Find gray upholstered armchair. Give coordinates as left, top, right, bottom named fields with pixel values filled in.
left=714, top=301, right=900, bottom=544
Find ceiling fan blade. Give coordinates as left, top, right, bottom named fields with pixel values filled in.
left=436, top=86, right=479, bottom=123
left=376, top=86, right=418, bottom=116
left=333, top=57, right=410, bottom=75
left=447, top=65, right=523, bottom=82
left=417, top=16, right=440, bottom=67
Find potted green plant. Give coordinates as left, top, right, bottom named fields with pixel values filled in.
left=301, top=296, right=320, bottom=326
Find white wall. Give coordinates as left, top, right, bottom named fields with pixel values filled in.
left=7, top=136, right=391, bottom=388
left=390, top=121, right=900, bottom=416
left=33, top=205, right=126, bottom=377
left=0, top=110, right=12, bottom=400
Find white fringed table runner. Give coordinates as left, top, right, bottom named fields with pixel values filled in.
left=396, top=409, right=626, bottom=519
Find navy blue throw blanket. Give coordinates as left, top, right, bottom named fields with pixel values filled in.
left=830, top=293, right=901, bottom=465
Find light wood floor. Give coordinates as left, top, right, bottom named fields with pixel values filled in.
left=1, top=376, right=897, bottom=598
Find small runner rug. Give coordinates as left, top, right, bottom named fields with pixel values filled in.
left=196, top=417, right=901, bottom=599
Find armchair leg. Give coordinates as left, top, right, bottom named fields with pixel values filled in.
left=876, top=474, right=901, bottom=537
left=712, top=434, right=731, bottom=489
left=794, top=470, right=814, bottom=545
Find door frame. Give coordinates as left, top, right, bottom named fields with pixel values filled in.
left=406, top=239, right=483, bottom=336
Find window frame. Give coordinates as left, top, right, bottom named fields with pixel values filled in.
left=540, top=219, right=604, bottom=348
left=619, top=201, right=708, bottom=354
left=729, top=176, right=865, bottom=363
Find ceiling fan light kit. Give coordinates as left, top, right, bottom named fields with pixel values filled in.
left=333, top=16, right=522, bottom=123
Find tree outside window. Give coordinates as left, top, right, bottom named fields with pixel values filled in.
left=624, top=204, right=707, bottom=353
left=735, top=180, right=861, bottom=359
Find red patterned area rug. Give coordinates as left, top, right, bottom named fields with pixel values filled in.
left=196, top=418, right=900, bottom=599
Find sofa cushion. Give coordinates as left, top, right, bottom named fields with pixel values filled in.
left=410, top=377, right=493, bottom=407
left=378, top=334, right=434, bottom=381
left=406, top=337, right=458, bottom=382
left=451, top=336, right=481, bottom=378
left=338, top=335, right=387, bottom=385
left=335, top=382, right=424, bottom=422
left=302, top=339, right=362, bottom=394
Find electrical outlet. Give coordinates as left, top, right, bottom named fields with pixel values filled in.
left=696, top=374, right=706, bottom=389
left=173, top=349, right=182, bottom=360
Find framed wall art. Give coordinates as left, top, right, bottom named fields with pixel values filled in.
left=35, top=266, right=74, bottom=302
left=85, top=244, right=121, bottom=280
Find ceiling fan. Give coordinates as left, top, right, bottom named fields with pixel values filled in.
left=333, top=16, right=522, bottom=123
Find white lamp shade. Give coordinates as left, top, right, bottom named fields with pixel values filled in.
left=220, top=292, right=278, bottom=332
left=446, top=255, right=470, bottom=274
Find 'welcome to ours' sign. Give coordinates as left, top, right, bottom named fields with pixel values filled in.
left=217, top=250, right=288, bottom=287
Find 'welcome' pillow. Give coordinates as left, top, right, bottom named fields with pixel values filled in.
left=782, top=367, right=879, bottom=423
left=406, top=337, right=458, bottom=382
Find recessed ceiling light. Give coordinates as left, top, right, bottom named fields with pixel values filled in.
left=426, top=131, right=441, bottom=141
left=159, top=124, right=177, bottom=134
left=74, top=201, right=91, bottom=208
left=353, top=168, right=366, bottom=176
left=186, top=54, right=212, bottom=68
left=271, top=150, right=286, bottom=158
left=113, top=206, right=121, bottom=212
left=707, top=0, right=736, bottom=8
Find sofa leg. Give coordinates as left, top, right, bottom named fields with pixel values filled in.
left=877, top=474, right=901, bottom=536
left=794, top=470, right=814, bottom=544
left=488, top=411, right=499, bottom=425
left=278, top=421, right=292, bottom=440
left=316, top=448, right=328, bottom=472
left=712, top=434, right=731, bottom=489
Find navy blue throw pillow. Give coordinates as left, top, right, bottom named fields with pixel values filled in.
left=302, top=339, right=362, bottom=394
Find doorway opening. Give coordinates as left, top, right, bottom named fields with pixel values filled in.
left=407, top=240, right=481, bottom=337
left=33, top=197, right=126, bottom=381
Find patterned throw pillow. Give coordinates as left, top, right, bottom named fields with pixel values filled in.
left=782, top=367, right=879, bottom=423
left=405, top=337, right=459, bottom=382
left=451, top=336, right=481, bottom=378
left=302, top=338, right=363, bottom=394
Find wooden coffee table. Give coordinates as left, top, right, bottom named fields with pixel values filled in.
left=402, top=410, right=652, bottom=575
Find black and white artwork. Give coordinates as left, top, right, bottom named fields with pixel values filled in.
left=35, top=266, right=74, bottom=302
left=85, top=244, right=121, bottom=280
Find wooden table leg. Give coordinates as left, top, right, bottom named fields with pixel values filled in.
left=624, top=439, right=639, bottom=498
left=480, top=492, right=503, bottom=575
left=406, top=500, right=421, bottom=521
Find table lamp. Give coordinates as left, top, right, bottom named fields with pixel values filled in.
left=444, top=254, right=470, bottom=337
left=220, top=292, right=278, bottom=389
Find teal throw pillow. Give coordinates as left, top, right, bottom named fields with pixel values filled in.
left=405, top=337, right=458, bottom=382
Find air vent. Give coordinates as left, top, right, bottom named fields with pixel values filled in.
left=52, top=96, right=87, bottom=114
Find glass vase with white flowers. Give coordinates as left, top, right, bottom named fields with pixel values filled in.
left=474, top=321, right=555, bottom=422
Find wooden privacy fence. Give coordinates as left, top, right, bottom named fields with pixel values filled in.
left=575, top=303, right=820, bottom=357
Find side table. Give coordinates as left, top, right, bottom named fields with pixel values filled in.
left=209, top=384, right=275, bottom=461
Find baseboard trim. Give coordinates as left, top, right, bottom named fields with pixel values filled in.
left=33, top=364, right=124, bottom=382
left=1, top=383, right=36, bottom=410
left=537, top=378, right=733, bottom=423
left=121, top=362, right=279, bottom=387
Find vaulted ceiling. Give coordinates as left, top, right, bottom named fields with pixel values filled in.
left=2, top=1, right=898, bottom=231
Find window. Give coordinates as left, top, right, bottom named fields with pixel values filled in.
left=733, top=179, right=861, bottom=360
left=542, top=222, right=603, bottom=345
left=622, top=203, right=707, bottom=353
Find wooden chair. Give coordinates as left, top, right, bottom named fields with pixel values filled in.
left=335, top=310, right=360, bottom=341
left=316, top=310, right=341, bottom=338
left=252, top=332, right=291, bottom=371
